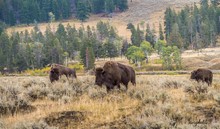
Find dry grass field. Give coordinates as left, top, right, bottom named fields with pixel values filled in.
left=1, top=73, right=220, bottom=128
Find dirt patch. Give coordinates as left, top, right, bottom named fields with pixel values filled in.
left=44, top=111, right=85, bottom=128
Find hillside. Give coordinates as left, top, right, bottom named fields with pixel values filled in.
left=6, top=0, right=199, bottom=40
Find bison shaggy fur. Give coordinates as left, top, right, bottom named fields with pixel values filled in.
left=49, top=67, right=60, bottom=83
left=95, top=61, right=136, bottom=91
left=190, top=68, right=213, bottom=86
left=51, top=64, right=77, bottom=79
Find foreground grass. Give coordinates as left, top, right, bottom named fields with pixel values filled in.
left=1, top=75, right=220, bottom=128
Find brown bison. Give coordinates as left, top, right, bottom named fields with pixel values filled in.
left=51, top=64, right=77, bottom=79
left=95, top=61, right=136, bottom=91
left=190, top=68, right=213, bottom=86
left=117, top=63, right=136, bottom=86
left=49, top=67, right=60, bottom=83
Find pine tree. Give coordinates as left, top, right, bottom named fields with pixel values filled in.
left=0, top=32, right=11, bottom=67
left=104, top=39, right=118, bottom=59
left=76, top=1, right=90, bottom=21
left=159, top=23, right=164, bottom=40
left=91, top=0, right=105, bottom=14
left=80, top=38, right=95, bottom=69
left=105, top=0, right=114, bottom=13
left=145, top=23, right=155, bottom=47
left=164, top=7, right=176, bottom=40
left=167, top=23, right=183, bottom=49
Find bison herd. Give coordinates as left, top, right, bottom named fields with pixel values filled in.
left=49, top=61, right=213, bottom=92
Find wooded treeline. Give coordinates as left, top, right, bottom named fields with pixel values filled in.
left=164, top=0, right=220, bottom=49
left=0, top=0, right=128, bottom=25
left=0, top=21, right=123, bottom=72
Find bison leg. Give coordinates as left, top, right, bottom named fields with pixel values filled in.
left=131, top=81, right=136, bottom=86
left=106, top=86, right=111, bottom=92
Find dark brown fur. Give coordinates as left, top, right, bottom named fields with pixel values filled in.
left=117, top=63, right=136, bottom=86
left=49, top=67, right=59, bottom=83
left=95, top=61, right=136, bottom=91
left=51, top=64, right=77, bottom=79
left=190, top=68, right=213, bottom=86
left=103, top=61, right=121, bottom=89
left=95, top=67, right=115, bottom=91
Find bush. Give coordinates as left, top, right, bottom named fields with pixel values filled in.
left=0, top=121, right=6, bottom=129
left=0, top=84, right=33, bottom=116
left=88, top=85, right=107, bottom=99
left=24, top=67, right=51, bottom=76
left=68, top=63, right=84, bottom=71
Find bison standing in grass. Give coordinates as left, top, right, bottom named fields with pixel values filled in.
left=49, top=67, right=60, bottom=83
left=95, top=61, right=136, bottom=91
left=51, top=64, right=77, bottom=80
left=190, top=68, right=213, bottom=86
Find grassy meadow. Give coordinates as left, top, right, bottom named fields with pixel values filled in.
left=0, top=73, right=220, bottom=129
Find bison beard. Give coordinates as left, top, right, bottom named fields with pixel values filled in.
left=49, top=68, right=59, bottom=83
left=95, top=61, right=136, bottom=91
left=51, top=64, right=77, bottom=79
left=190, top=68, right=213, bottom=86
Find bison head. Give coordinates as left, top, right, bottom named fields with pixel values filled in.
left=95, top=67, right=113, bottom=86
left=51, top=67, right=59, bottom=73
left=190, top=70, right=197, bottom=79
left=95, top=67, right=105, bottom=86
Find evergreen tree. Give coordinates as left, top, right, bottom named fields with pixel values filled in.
left=159, top=23, right=164, bottom=40
left=164, top=7, right=176, bottom=40
left=76, top=1, right=90, bottom=21
left=145, top=23, right=155, bottom=47
left=0, top=21, right=6, bottom=35
left=104, top=39, right=118, bottom=59
left=91, top=0, right=105, bottom=13
left=105, top=0, right=114, bottom=13
left=0, top=32, right=11, bottom=68
left=167, top=23, right=183, bottom=49
left=121, top=39, right=129, bottom=56
left=80, top=38, right=95, bottom=69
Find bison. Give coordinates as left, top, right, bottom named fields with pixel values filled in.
left=95, top=61, right=136, bottom=91
left=49, top=67, right=60, bottom=83
left=51, top=64, right=77, bottom=79
left=190, top=68, right=213, bottom=86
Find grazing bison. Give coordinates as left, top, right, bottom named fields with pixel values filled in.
left=95, top=61, right=136, bottom=91
left=51, top=64, right=77, bottom=79
left=190, top=68, right=213, bottom=86
left=49, top=67, right=59, bottom=83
